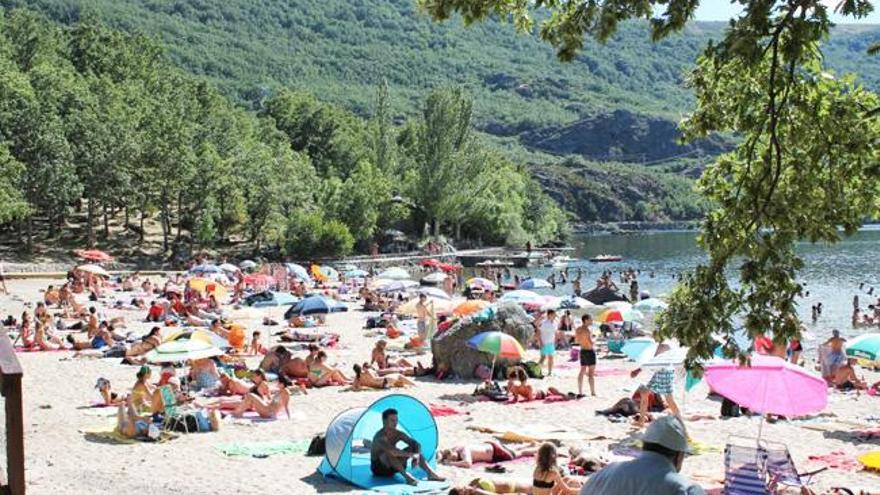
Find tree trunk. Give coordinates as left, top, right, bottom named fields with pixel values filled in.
left=432, top=219, right=441, bottom=237
left=454, top=222, right=461, bottom=240
left=48, top=210, right=57, bottom=238
left=176, top=191, right=183, bottom=241
left=139, top=207, right=146, bottom=245
left=160, top=193, right=169, bottom=252
left=25, top=217, right=32, bottom=253
left=124, top=206, right=129, bottom=230
left=103, top=203, right=109, bottom=239
left=87, top=198, right=96, bottom=247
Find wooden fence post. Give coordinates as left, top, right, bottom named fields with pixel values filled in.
left=0, top=330, right=24, bottom=495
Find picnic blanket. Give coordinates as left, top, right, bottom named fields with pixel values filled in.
left=215, top=439, right=309, bottom=458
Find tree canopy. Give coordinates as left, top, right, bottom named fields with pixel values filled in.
left=0, top=9, right=568, bottom=260
left=420, top=0, right=880, bottom=363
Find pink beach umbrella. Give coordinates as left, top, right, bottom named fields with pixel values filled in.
left=704, top=354, right=827, bottom=441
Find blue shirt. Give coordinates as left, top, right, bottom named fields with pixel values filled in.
left=579, top=451, right=706, bottom=495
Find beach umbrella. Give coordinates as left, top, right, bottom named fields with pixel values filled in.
left=467, top=331, right=526, bottom=379
left=320, top=265, right=340, bottom=281
left=604, top=301, right=633, bottom=311
left=597, top=308, right=643, bottom=323
left=858, top=451, right=880, bottom=471
left=467, top=277, right=497, bottom=291
left=75, top=249, right=113, bottom=262
left=219, top=263, right=239, bottom=273
left=421, top=259, right=441, bottom=268
left=336, top=263, right=358, bottom=273
left=634, top=298, right=668, bottom=312
left=344, top=269, right=369, bottom=278
left=439, top=263, right=458, bottom=272
left=163, top=329, right=229, bottom=349
left=704, top=355, right=827, bottom=441
left=76, top=264, right=110, bottom=277
left=846, top=333, right=880, bottom=361
left=145, top=339, right=224, bottom=364
left=418, top=287, right=451, bottom=300
left=639, top=346, right=690, bottom=368
left=453, top=300, right=491, bottom=317
left=518, top=278, right=552, bottom=290
left=239, top=260, right=257, bottom=269
left=284, top=296, right=348, bottom=318
left=621, top=337, right=657, bottom=361
left=397, top=296, right=455, bottom=317
left=376, top=280, right=418, bottom=293
left=499, top=290, right=542, bottom=304
left=188, top=277, right=228, bottom=299
left=558, top=296, right=599, bottom=310
left=285, top=263, right=310, bottom=281
left=190, top=264, right=222, bottom=275
left=244, top=291, right=299, bottom=307
left=421, top=272, right=448, bottom=284
left=377, top=267, right=410, bottom=280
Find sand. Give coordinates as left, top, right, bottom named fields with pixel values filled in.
left=1, top=277, right=879, bottom=494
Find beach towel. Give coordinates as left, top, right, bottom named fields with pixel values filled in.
left=469, top=423, right=584, bottom=443
left=806, top=451, right=862, bottom=472
left=428, top=404, right=464, bottom=417
left=853, top=428, right=880, bottom=441
left=215, top=440, right=309, bottom=458
left=79, top=425, right=177, bottom=444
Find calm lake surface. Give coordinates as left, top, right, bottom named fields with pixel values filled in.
left=518, top=227, right=880, bottom=342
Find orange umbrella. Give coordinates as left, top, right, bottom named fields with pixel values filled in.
left=188, top=277, right=227, bottom=299
left=453, top=300, right=491, bottom=317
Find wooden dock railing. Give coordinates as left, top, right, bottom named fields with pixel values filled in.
left=0, top=330, right=24, bottom=495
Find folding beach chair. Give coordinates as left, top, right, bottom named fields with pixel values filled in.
left=159, top=385, right=192, bottom=434
left=723, top=437, right=770, bottom=495
left=762, top=439, right=826, bottom=490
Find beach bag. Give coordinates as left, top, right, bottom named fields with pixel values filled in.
left=721, top=397, right=741, bottom=418
left=523, top=361, right=544, bottom=379
left=306, top=434, right=326, bottom=456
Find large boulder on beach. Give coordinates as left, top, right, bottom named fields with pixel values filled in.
left=431, top=303, right=535, bottom=379
left=582, top=286, right=628, bottom=305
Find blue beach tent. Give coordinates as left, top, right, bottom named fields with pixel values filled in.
left=318, top=394, right=447, bottom=494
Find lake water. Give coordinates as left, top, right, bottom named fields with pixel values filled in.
left=515, top=227, right=880, bottom=342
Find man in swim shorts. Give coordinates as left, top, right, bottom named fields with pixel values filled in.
left=575, top=314, right=596, bottom=398
left=438, top=441, right=539, bottom=468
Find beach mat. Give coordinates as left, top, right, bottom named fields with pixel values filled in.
left=429, top=404, right=465, bottom=417
left=216, top=439, right=309, bottom=457
left=320, top=458, right=448, bottom=495
left=469, top=423, right=584, bottom=443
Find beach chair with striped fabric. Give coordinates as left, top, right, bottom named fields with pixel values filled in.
left=159, top=385, right=191, bottom=434
left=762, top=440, right=826, bottom=490
left=723, top=439, right=770, bottom=495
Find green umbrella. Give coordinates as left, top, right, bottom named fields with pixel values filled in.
left=847, top=333, right=880, bottom=361
left=145, top=339, right=223, bottom=364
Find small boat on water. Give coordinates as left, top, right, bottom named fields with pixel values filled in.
left=589, top=254, right=623, bottom=263
left=544, top=255, right=577, bottom=268
left=476, top=259, right=514, bottom=267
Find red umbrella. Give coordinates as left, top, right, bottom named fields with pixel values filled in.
left=243, top=274, right=275, bottom=287
left=74, top=249, right=113, bottom=262
left=421, top=259, right=441, bottom=268
left=439, top=263, right=458, bottom=272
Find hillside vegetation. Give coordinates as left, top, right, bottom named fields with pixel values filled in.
left=3, top=0, right=879, bottom=224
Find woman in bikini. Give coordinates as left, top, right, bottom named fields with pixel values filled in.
left=506, top=367, right=569, bottom=402
left=308, top=351, right=349, bottom=386
left=131, top=366, right=155, bottom=414
left=351, top=364, right=414, bottom=390
left=231, top=370, right=291, bottom=419
left=532, top=443, right=581, bottom=495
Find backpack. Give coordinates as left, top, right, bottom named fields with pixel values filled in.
left=523, top=361, right=544, bottom=379
left=306, top=434, right=326, bottom=456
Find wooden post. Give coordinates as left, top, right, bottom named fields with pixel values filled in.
left=0, top=330, right=24, bottom=495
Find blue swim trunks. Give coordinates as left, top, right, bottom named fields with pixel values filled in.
left=540, top=342, right=556, bottom=356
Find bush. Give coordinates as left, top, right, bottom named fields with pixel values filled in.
left=284, top=211, right=354, bottom=259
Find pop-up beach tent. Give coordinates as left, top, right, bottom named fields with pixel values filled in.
left=318, top=394, right=447, bottom=494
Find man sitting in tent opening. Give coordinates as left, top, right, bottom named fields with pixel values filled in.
left=371, top=408, right=445, bottom=486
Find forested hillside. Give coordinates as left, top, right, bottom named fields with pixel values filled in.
left=3, top=0, right=879, bottom=224
left=0, top=10, right=568, bottom=260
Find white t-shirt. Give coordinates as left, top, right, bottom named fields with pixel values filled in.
left=539, top=318, right=557, bottom=344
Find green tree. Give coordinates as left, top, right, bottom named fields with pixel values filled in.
left=420, top=0, right=880, bottom=362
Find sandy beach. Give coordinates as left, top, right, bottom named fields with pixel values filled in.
left=2, top=276, right=879, bottom=495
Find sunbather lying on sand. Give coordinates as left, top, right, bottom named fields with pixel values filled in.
left=230, top=383, right=290, bottom=419
left=449, top=478, right=533, bottom=495
left=352, top=363, right=414, bottom=390
left=95, top=378, right=123, bottom=406
left=596, top=390, right=666, bottom=424
left=439, top=441, right=538, bottom=468
left=372, top=339, right=415, bottom=370
left=309, top=351, right=349, bottom=386
left=506, top=367, right=572, bottom=402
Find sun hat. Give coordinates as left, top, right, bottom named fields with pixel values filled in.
left=642, top=415, right=689, bottom=453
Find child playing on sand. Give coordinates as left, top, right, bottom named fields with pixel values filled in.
left=247, top=330, right=267, bottom=355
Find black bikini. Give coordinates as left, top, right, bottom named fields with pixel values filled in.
left=533, top=479, right=555, bottom=489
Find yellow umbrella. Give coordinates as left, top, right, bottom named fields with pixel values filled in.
left=858, top=451, right=880, bottom=471
left=188, top=277, right=227, bottom=299
left=453, top=300, right=491, bottom=317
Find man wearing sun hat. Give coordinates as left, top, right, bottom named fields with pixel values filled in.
left=579, top=415, right=705, bottom=495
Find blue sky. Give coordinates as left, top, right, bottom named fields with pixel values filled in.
left=693, top=0, right=880, bottom=23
